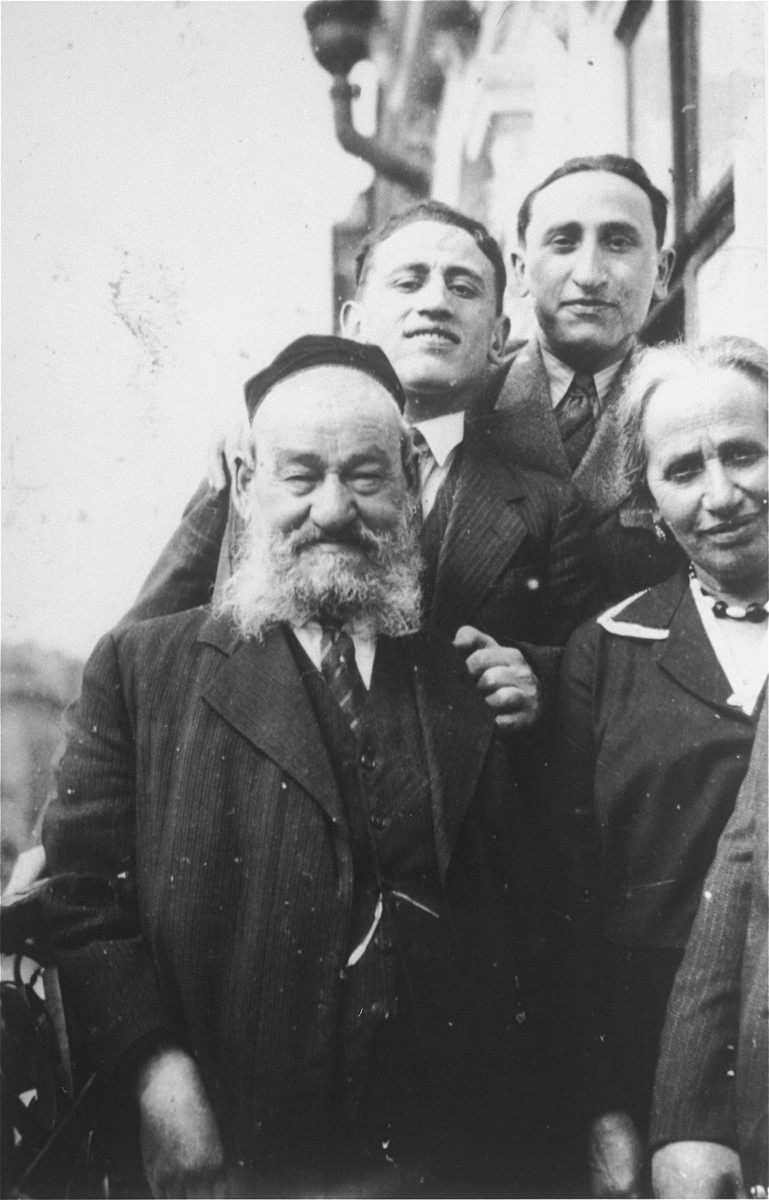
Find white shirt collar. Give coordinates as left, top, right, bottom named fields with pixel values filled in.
left=291, top=620, right=376, bottom=689
left=689, top=578, right=767, bottom=715
left=538, top=342, right=626, bottom=414
left=412, top=411, right=465, bottom=467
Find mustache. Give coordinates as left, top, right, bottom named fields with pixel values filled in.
left=286, top=521, right=387, bottom=557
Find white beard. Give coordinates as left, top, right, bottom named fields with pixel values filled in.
left=215, top=506, right=423, bottom=641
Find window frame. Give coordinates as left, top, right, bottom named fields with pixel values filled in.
left=616, top=0, right=736, bottom=341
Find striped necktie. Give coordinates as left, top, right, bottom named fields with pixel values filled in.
left=556, top=372, right=598, bottom=469
left=319, top=620, right=368, bottom=733
left=412, top=428, right=439, bottom=515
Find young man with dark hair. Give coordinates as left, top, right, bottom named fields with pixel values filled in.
left=516, top=154, right=669, bottom=251
left=499, top=154, right=682, bottom=600
left=355, top=198, right=508, bottom=314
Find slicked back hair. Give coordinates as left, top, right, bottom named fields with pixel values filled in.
left=354, top=200, right=507, bottom=314
left=619, top=336, right=768, bottom=507
left=517, top=155, right=669, bottom=249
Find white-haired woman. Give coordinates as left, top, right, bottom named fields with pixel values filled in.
left=549, top=336, right=767, bottom=1196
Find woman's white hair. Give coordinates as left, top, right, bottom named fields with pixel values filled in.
left=618, top=335, right=768, bottom=507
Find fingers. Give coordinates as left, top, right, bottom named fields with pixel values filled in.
left=476, top=671, right=541, bottom=730
left=464, top=646, right=528, bottom=681
left=471, top=667, right=530, bottom=700
left=494, top=709, right=538, bottom=732
left=223, top=423, right=250, bottom=480
left=206, top=421, right=250, bottom=492
left=453, top=625, right=494, bottom=657
left=206, top=436, right=230, bottom=492
left=490, top=688, right=540, bottom=730
left=452, top=628, right=542, bottom=728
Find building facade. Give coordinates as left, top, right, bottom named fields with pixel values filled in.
left=314, top=0, right=765, bottom=347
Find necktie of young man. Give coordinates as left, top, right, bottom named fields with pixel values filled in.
left=556, top=372, right=598, bottom=469
left=411, top=428, right=438, bottom=511
left=319, top=619, right=369, bottom=733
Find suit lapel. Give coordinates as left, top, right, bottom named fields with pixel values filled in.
left=494, top=338, right=571, bottom=477
left=409, top=635, right=495, bottom=880
left=199, top=623, right=345, bottom=826
left=430, top=417, right=530, bottom=634
left=497, top=340, right=641, bottom=519
left=648, top=582, right=743, bottom=714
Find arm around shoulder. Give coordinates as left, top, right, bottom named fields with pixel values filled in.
left=120, top=479, right=231, bottom=626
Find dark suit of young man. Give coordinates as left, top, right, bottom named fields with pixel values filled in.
left=495, top=339, right=682, bottom=602
left=501, top=156, right=682, bottom=605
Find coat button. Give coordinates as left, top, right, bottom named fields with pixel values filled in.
left=369, top=813, right=388, bottom=831
left=359, top=751, right=377, bottom=771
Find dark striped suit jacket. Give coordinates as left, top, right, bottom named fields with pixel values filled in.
left=41, top=610, right=548, bottom=1190
left=424, top=406, right=598, bottom=650
left=650, top=702, right=768, bottom=1190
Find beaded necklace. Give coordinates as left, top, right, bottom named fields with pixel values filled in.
left=688, top=564, right=769, bottom=623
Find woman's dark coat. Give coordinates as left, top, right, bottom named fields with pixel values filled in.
left=549, top=571, right=762, bottom=1129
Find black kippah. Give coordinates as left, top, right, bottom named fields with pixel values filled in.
left=244, top=335, right=406, bottom=420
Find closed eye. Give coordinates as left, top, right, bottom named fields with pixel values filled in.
left=350, top=471, right=385, bottom=493
left=665, top=457, right=703, bottom=483
left=283, top=472, right=317, bottom=493
left=722, top=446, right=765, bottom=468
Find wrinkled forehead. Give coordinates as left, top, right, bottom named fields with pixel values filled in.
left=643, top=368, right=769, bottom=451
left=254, top=365, right=405, bottom=452
left=528, top=170, right=657, bottom=238
left=366, top=219, right=495, bottom=283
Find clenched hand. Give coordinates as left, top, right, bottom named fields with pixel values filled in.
left=135, top=1047, right=227, bottom=1199
left=453, top=626, right=542, bottom=730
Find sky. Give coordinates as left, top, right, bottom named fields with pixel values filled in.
left=2, top=1, right=373, bottom=659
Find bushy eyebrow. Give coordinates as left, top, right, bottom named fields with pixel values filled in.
left=344, top=448, right=392, bottom=470
left=662, top=437, right=766, bottom=475
left=718, top=436, right=767, bottom=456
left=273, top=447, right=392, bottom=470
left=540, top=219, right=642, bottom=242
left=541, top=221, right=582, bottom=241
left=272, top=451, right=323, bottom=470
left=600, top=221, right=642, bottom=243
left=662, top=449, right=703, bottom=476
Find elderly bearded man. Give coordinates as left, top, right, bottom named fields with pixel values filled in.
left=41, top=337, right=553, bottom=1200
